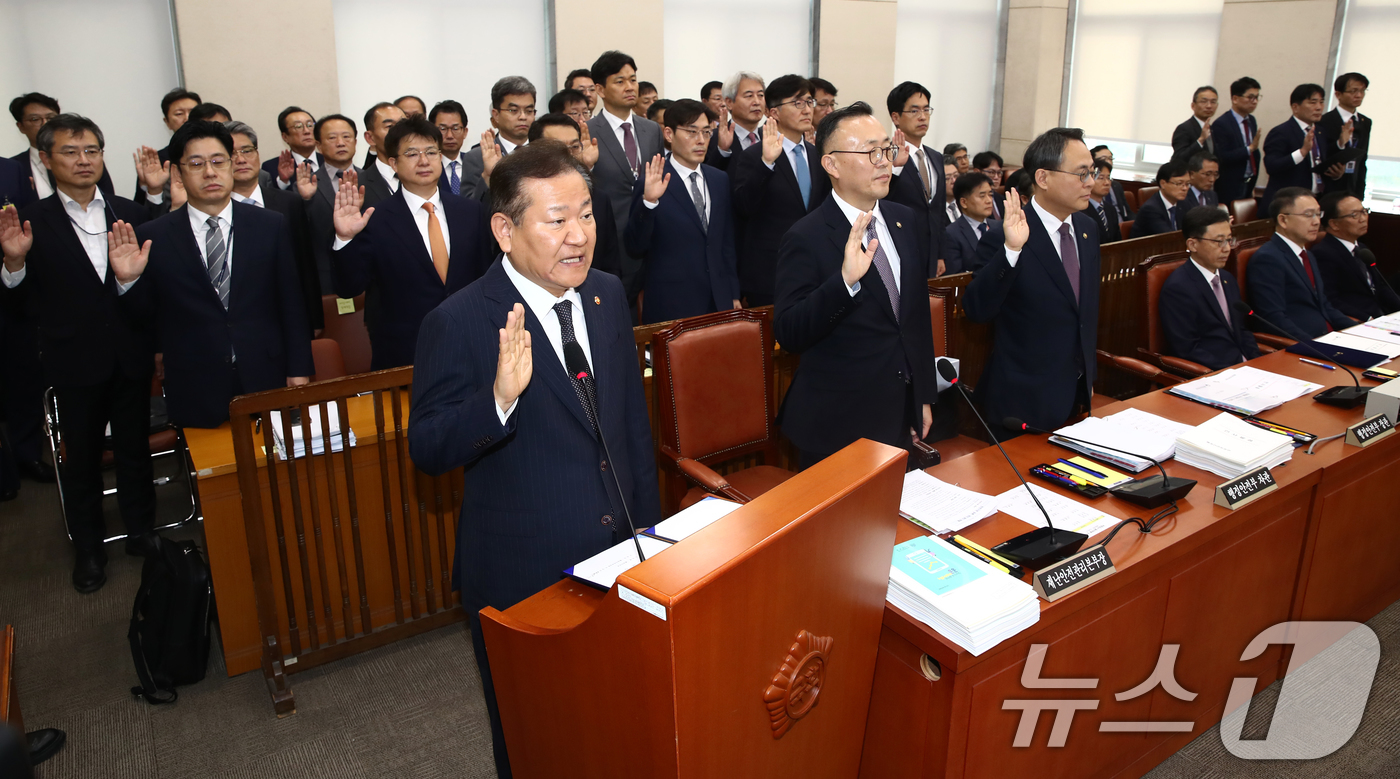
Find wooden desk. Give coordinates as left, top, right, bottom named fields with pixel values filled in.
left=861, top=349, right=1400, bottom=778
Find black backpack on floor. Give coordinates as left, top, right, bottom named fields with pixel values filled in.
left=129, top=537, right=214, bottom=704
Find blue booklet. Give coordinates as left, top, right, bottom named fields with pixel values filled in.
left=891, top=536, right=985, bottom=597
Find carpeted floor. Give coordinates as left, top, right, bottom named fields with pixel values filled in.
left=1, top=454, right=1396, bottom=778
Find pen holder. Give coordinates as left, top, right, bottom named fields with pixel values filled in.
left=1031, top=464, right=1109, bottom=498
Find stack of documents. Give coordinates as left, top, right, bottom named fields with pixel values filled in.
left=269, top=403, right=356, bottom=459
left=1174, top=412, right=1294, bottom=479
left=1168, top=366, right=1324, bottom=415
left=1346, top=321, right=1400, bottom=350
left=1314, top=331, right=1400, bottom=364
left=645, top=496, right=741, bottom=542
left=887, top=535, right=1039, bottom=656
left=899, top=471, right=998, bottom=534
left=566, top=497, right=744, bottom=589
left=1050, top=408, right=1192, bottom=473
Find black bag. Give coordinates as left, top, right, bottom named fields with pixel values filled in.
left=129, top=537, right=214, bottom=704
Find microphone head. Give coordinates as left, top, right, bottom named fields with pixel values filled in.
left=1231, top=300, right=1252, bottom=316
left=936, top=357, right=959, bottom=383
left=1002, top=417, right=1026, bottom=432
left=1357, top=246, right=1377, bottom=266
left=563, top=341, right=589, bottom=376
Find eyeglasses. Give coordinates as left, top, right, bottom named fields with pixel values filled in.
left=398, top=148, right=441, bottom=161
left=983, top=167, right=1003, bottom=179
left=1344, top=88, right=1368, bottom=97
left=565, top=109, right=588, bottom=121
left=1048, top=168, right=1095, bottom=185
left=776, top=97, right=816, bottom=110
left=22, top=113, right=56, bottom=126
left=51, top=147, right=104, bottom=160
left=1195, top=236, right=1239, bottom=249
left=1241, top=93, right=1261, bottom=102
left=829, top=146, right=898, bottom=165
left=436, top=124, right=465, bottom=134
left=1280, top=210, right=1322, bottom=220
left=816, top=100, right=838, bottom=109
left=181, top=156, right=231, bottom=171
left=232, top=146, right=258, bottom=160
left=1339, top=207, right=1370, bottom=220
left=286, top=121, right=315, bottom=132
left=576, top=85, right=597, bottom=95
left=900, top=107, right=933, bottom=117
left=498, top=106, right=537, bottom=118
left=675, top=126, right=714, bottom=141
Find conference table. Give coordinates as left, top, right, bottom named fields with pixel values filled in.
left=860, top=348, right=1400, bottom=778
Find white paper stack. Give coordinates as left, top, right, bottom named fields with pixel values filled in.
left=887, top=535, right=1039, bottom=656
left=1050, top=408, right=1190, bottom=473
left=269, top=403, right=356, bottom=459
left=645, top=496, right=742, bottom=542
left=1174, top=412, right=1294, bottom=479
left=1168, top=366, right=1324, bottom=415
left=899, top=470, right=998, bottom=534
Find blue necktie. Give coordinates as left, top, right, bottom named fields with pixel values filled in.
left=793, top=144, right=811, bottom=209
left=449, top=160, right=460, bottom=196
left=1169, top=205, right=1178, bottom=230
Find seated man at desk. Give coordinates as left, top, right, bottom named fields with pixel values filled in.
left=1248, top=186, right=1357, bottom=339
left=1159, top=207, right=1261, bottom=370
left=1133, top=160, right=1192, bottom=237
left=1314, top=191, right=1400, bottom=320
left=943, top=171, right=997, bottom=275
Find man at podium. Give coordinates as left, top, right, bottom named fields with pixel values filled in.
left=409, top=140, right=660, bottom=779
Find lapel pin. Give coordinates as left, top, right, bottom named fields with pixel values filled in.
left=1082, top=232, right=1088, bottom=239
left=593, top=296, right=601, bottom=306
left=895, top=221, right=902, bottom=228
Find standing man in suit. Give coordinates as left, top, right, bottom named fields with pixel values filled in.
left=1320, top=73, right=1370, bottom=198
left=941, top=157, right=960, bottom=226
left=1248, top=187, right=1357, bottom=339
left=1134, top=160, right=1192, bottom=237
left=702, top=81, right=725, bottom=113
left=116, top=120, right=313, bottom=429
left=1083, top=158, right=1122, bottom=244
left=1160, top=207, right=1260, bottom=371
left=964, top=127, right=1100, bottom=435
left=1212, top=77, right=1264, bottom=204
left=409, top=143, right=660, bottom=779
left=0, top=115, right=156, bottom=591
left=460, top=77, right=536, bottom=203
left=774, top=101, right=937, bottom=469
left=564, top=69, right=598, bottom=115
left=1089, top=145, right=1134, bottom=222
left=944, top=171, right=998, bottom=274
left=1262, top=84, right=1349, bottom=209
left=885, top=82, right=947, bottom=277
left=944, top=143, right=970, bottom=175
left=262, top=107, right=322, bottom=192
left=730, top=75, right=829, bottom=307
left=527, top=114, right=619, bottom=277
left=10, top=93, right=114, bottom=199
left=705, top=71, right=766, bottom=171
left=395, top=96, right=426, bottom=119
left=586, top=51, right=663, bottom=307
left=1172, top=86, right=1218, bottom=162
left=358, top=102, right=406, bottom=207
left=430, top=100, right=470, bottom=197
left=297, top=114, right=360, bottom=295
left=810, top=78, right=839, bottom=141
left=625, top=100, right=740, bottom=323
left=1315, top=192, right=1399, bottom=320
left=548, top=89, right=591, bottom=126
left=1184, top=151, right=1221, bottom=210
left=330, top=117, right=494, bottom=370
left=972, top=151, right=1006, bottom=220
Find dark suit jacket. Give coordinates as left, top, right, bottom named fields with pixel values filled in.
left=259, top=182, right=322, bottom=332
left=587, top=113, right=665, bottom=299
left=126, top=202, right=313, bottom=427
left=357, top=159, right=397, bottom=209
left=1106, top=181, right=1134, bottom=222
left=331, top=188, right=493, bottom=370
left=10, top=150, right=114, bottom=200
left=131, top=145, right=171, bottom=206
left=408, top=260, right=660, bottom=611
left=964, top=205, right=1100, bottom=431
left=773, top=196, right=937, bottom=455
left=1212, top=112, right=1260, bottom=203
left=704, top=124, right=763, bottom=172
left=624, top=159, right=740, bottom=324
left=884, top=145, right=948, bottom=276
left=1247, top=234, right=1357, bottom=339
left=1318, top=108, right=1369, bottom=197
left=729, top=138, right=831, bottom=303
left=304, top=163, right=360, bottom=293
left=1312, top=234, right=1400, bottom=320
left=1133, top=192, right=1183, bottom=237
left=260, top=151, right=324, bottom=188
left=1081, top=200, right=1121, bottom=244
left=944, top=216, right=994, bottom=275
left=1262, top=118, right=1333, bottom=208
left=1, top=194, right=153, bottom=386
left=1160, top=261, right=1260, bottom=371
left=1171, top=116, right=1212, bottom=161
left=1184, top=187, right=1220, bottom=210
left=458, top=135, right=507, bottom=203
left=590, top=191, right=622, bottom=279
left=1, top=156, right=35, bottom=209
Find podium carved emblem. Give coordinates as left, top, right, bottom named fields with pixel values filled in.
left=762, top=630, right=834, bottom=738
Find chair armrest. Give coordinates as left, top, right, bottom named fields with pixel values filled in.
left=1257, top=343, right=1278, bottom=354
left=665, top=449, right=753, bottom=504
left=1158, top=355, right=1212, bottom=378
left=1253, top=332, right=1296, bottom=350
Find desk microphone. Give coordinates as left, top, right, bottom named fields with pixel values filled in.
left=936, top=358, right=1086, bottom=569
left=1004, top=418, right=1196, bottom=508
left=1231, top=300, right=1368, bottom=407
left=564, top=341, right=646, bottom=562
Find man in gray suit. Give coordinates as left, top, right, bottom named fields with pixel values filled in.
left=459, top=76, right=536, bottom=203
left=585, top=50, right=663, bottom=306
left=358, top=101, right=404, bottom=208
left=297, top=114, right=361, bottom=293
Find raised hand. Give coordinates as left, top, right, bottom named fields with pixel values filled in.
left=761, top=118, right=783, bottom=166
left=1198, top=121, right=1211, bottom=145
left=1002, top=190, right=1029, bottom=252
left=641, top=154, right=670, bottom=203
left=1301, top=125, right=1315, bottom=156
left=493, top=303, right=533, bottom=413
left=295, top=162, right=318, bottom=201
left=578, top=121, right=600, bottom=170
left=169, top=168, right=187, bottom=210
left=892, top=130, right=910, bottom=168
left=840, top=211, right=877, bottom=288
left=278, top=150, right=296, bottom=183
left=133, top=146, right=170, bottom=194
left=1339, top=117, right=1355, bottom=147
left=1249, top=124, right=1263, bottom=152
left=716, top=104, right=734, bottom=151
left=0, top=206, right=33, bottom=270
left=481, top=131, right=502, bottom=188
left=332, top=175, right=372, bottom=241
left=108, top=220, right=152, bottom=285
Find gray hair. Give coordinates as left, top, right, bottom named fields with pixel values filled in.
left=36, top=114, right=104, bottom=154
left=723, top=71, right=765, bottom=101
left=491, top=76, right=537, bottom=109
left=224, top=120, right=258, bottom=148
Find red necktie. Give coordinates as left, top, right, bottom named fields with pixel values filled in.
left=1300, top=250, right=1331, bottom=331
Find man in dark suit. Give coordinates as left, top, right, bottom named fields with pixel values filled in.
left=261, top=106, right=323, bottom=191
left=1171, top=86, right=1218, bottom=162
left=115, top=120, right=313, bottom=429
left=1134, top=160, right=1192, bottom=237
left=1320, top=72, right=1371, bottom=197
left=774, top=102, right=937, bottom=469
left=587, top=51, right=664, bottom=306
left=965, top=127, right=1100, bottom=435
left=1089, top=145, right=1134, bottom=222
left=885, top=82, right=947, bottom=276
left=944, top=171, right=998, bottom=274
left=527, top=114, right=619, bottom=278
left=1212, top=77, right=1263, bottom=204
left=429, top=100, right=470, bottom=197
left=358, top=102, right=405, bottom=208
left=1262, top=83, right=1350, bottom=210
left=1160, top=207, right=1260, bottom=371
left=730, top=75, right=830, bottom=307
left=409, top=143, right=659, bottom=779
left=0, top=114, right=156, bottom=592
left=460, top=76, right=536, bottom=203
left=0, top=156, right=31, bottom=210
left=1248, top=187, right=1357, bottom=339
left=1184, top=151, right=1221, bottom=210
left=625, top=100, right=740, bottom=324
left=297, top=114, right=360, bottom=296
left=10, top=92, right=114, bottom=199
left=1082, top=158, right=1121, bottom=244
left=130, top=89, right=204, bottom=207
left=330, top=117, right=494, bottom=370
left=1315, top=192, right=1400, bottom=320
left=972, top=151, right=1006, bottom=221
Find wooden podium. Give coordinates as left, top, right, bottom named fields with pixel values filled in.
left=480, top=440, right=906, bottom=778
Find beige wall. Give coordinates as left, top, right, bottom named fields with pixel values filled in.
left=172, top=0, right=340, bottom=155
left=554, top=0, right=664, bottom=96
left=999, top=0, right=1069, bottom=164
left=819, top=0, right=899, bottom=130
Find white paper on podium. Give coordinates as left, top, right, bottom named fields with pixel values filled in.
left=645, top=496, right=742, bottom=542
left=565, top=535, right=674, bottom=590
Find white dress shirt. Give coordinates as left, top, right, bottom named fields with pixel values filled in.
left=1, top=188, right=111, bottom=288
left=642, top=156, right=709, bottom=222
left=1005, top=196, right=1076, bottom=268
left=190, top=200, right=235, bottom=269
left=276, top=150, right=320, bottom=190
left=831, top=190, right=901, bottom=296
left=763, top=135, right=807, bottom=174
left=27, top=147, right=53, bottom=200
left=496, top=133, right=520, bottom=155
left=1191, top=256, right=1220, bottom=284
left=601, top=109, right=642, bottom=175
left=962, top=214, right=989, bottom=234
left=374, top=157, right=400, bottom=193
left=234, top=185, right=265, bottom=208
left=496, top=256, right=595, bottom=422
left=402, top=186, right=451, bottom=258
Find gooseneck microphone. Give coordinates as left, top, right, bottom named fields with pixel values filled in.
left=936, top=358, right=1086, bottom=569
left=564, top=341, right=647, bottom=562
left=1004, top=418, right=1196, bottom=508
left=1231, top=300, right=1368, bottom=407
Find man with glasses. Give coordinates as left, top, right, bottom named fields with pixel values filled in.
left=1184, top=151, right=1221, bottom=210
left=886, top=81, right=947, bottom=277
left=263, top=106, right=322, bottom=191
left=115, top=120, right=313, bottom=428
left=1135, top=159, right=1192, bottom=237
left=9, top=92, right=114, bottom=200
left=1320, top=72, right=1371, bottom=197
left=1262, top=83, right=1350, bottom=209
left=965, top=127, right=1101, bottom=435
left=1159, top=206, right=1260, bottom=371
left=972, top=151, right=1006, bottom=220
left=1089, top=145, right=1134, bottom=223
left=330, top=116, right=494, bottom=370
left=1247, top=186, right=1357, bottom=339
left=527, top=113, right=620, bottom=278
left=1211, top=76, right=1264, bottom=204
left=430, top=100, right=470, bottom=197
left=1172, top=86, right=1219, bottom=162
left=773, top=101, right=937, bottom=470
left=731, top=74, right=830, bottom=306
left=0, top=114, right=156, bottom=589
left=1314, top=191, right=1398, bottom=319
left=460, top=77, right=537, bottom=204
left=1082, top=158, right=1121, bottom=244
left=808, top=78, right=838, bottom=145
left=298, top=114, right=360, bottom=295
left=624, top=99, right=740, bottom=323
left=944, top=143, right=970, bottom=175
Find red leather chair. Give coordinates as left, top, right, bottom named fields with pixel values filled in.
left=1120, top=220, right=1135, bottom=240
left=1097, top=350, right=1184, bottom=387
left=1138, top=252, right=1211, bottom=378
left=320, top=294, right=372, bottom=376
left=310, top=338, right=347, bottom=382
left=1230, top=198, right=1258, bottom=224
left=927, top=288, right=990, bottom=461
left=1233, top=238, right=1295, bottom=350
left=1135, top=186, right=1160, bottom=209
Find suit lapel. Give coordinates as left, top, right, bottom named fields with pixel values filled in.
left=1027, top=210, right=1078, bottom=307
left=591, top=117, right=630, bottom=175
left=38, top=199, right=105, bottom=288
left=227, top=202, right=252, bottom=313
left=383, top=191, right=437, bottom=281
left=889, top=213, right=923, bottom=322
left=664, top=158, right=706, bottom=234
left=579, top=274, right=619, bottom=417
left=1189, top=265, right=1230, bottom=328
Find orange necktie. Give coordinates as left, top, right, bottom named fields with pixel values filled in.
left=422, top=202, right=449, bottom=284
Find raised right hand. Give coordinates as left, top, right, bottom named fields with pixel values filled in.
left=761, top=119, right=783, bottom=166
left=278, top=150, right=296, bottom=183
left=0, top=206, right=33, bottom=270
left=1002, top=190, right=1029, bottom=252
left=481, top=131, right=502, bottom=187
left=108, top=220, right=152, bottom=284
left=332, top=174, right=373, bottom=241
left=716, top=105, right=734, bottom=152
left=493, top=303, right=533, bottom=413
left=295, top=161, right=318, bottom=201
left=1301, top=125, right=1315, bottom=156
left=841, top=211, right=877, bottom=288
left=1198, top=121, right=1211, bottom=144
left=642, top=154, right=670, bottom=203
